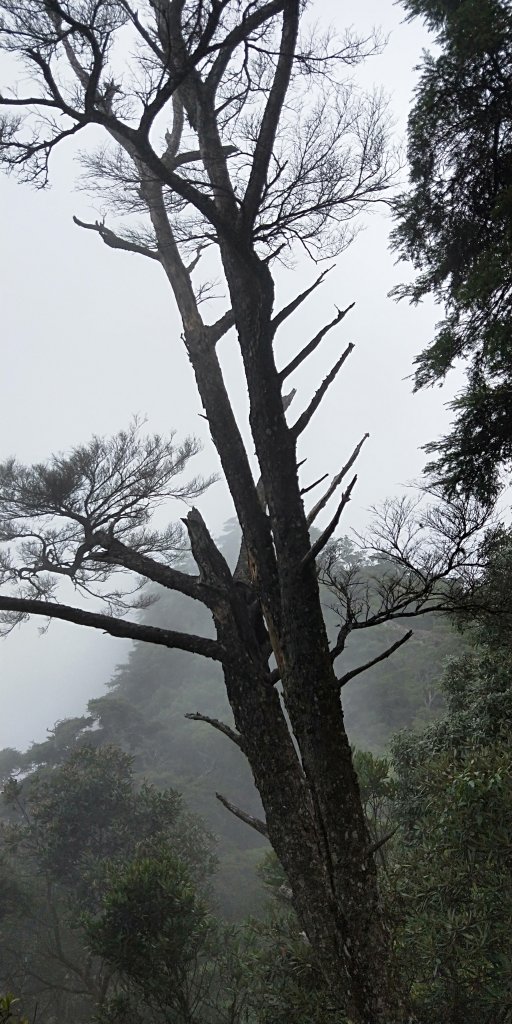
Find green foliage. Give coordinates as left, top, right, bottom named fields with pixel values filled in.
left=238, top=915, right=342, bottom=1024
left=352, top=750, right=396, bottom=860
left=0, top=996, right=28, bottom=1024
left=4, top=746, right=215, bottom=899
left=390, top=551, right=512, bottom=1023
left=393, top=0, right=512, bottom=499
left=85, top=847, right=215, bottom=1020
left=392, top=743, right=512, bottom=1024
left=0, top=746, right=216, bottom=1024
left=193, top=915, right=346, bottom=1024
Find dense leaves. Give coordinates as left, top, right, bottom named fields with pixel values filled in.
left=0, top=747, right=216, bottom=1024
left=390, top=534, right=512, bottom=1023
left=393, top=0, right=512, bottom=500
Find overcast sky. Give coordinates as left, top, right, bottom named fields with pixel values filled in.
left=0, top=0, right=453, bottom=751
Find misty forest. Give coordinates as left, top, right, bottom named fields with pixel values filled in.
left=1, top=0, right=512, bottom=1021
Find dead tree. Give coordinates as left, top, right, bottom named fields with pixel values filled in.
left=0, top=3, right=494, bottom=1020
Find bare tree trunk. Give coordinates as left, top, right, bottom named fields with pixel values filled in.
left=187, top=504, right=405, bottom=1024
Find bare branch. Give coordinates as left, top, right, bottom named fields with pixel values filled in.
left=270, top=266, right=334, bottom=334
left=206, top=0, right=287, bottom=94
left=243, top=1, right=300, bottom=222
left=215, top=792, right=268, bottom=838
left=184, top=712, right=244, bottom=750
left=139, top=182, right=275, bottom=580
left=0, top=596, right=224, bottom=660
left=368, top=827, right=399, bottom=858
left=336, top=630, right=413, bottom=689
left=300, top=472, right=328, bottom=497
left=302, top=475, right=357, bottom=568
left=291, top=343, right=354, bottom=439
left=0, top=95, right=61, bottom=108
left=92, top=534, right=213, bottom=605
left=279, top=303, right=355, bottom=383
left=308, top=433, right=369, bottom=526
left=73, top=216, right=160, bottom=260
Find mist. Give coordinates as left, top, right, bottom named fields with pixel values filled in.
left=0, top=0, right=452, bottom=749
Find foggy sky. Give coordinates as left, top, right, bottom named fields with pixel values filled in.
left=0, top=1, right=454, bottom=750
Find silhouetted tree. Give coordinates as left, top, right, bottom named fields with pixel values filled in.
left=0, top=3, right=496, bottom=1019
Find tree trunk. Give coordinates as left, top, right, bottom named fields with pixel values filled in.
left=186, top=507, right=406, bottom=1024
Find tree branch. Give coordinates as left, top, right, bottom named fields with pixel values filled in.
left=73, top=216, right=160, bottom=260
left=0, top=596, right=225, bottom=660
left=215, top=792, right=268, bottom=838
left=184, top=712, right=244, bottom=749
left=300, top=472, right=328, bottom=497
left=0, top=95, right=61, bottom=108
left=302, top=475, right=357, bottom=568
left=206, top=0, right=287, bottom=95
left=140, top=183, right=275, bottom=580
left=93, top=533, right=212, bottom=604
left=270, top=266, right=334, bottom=334
left=336, top=630, right=413, bottom=688
left=133, top=132, right=234, bottom=238
left=242, top=0, right=300, bottom=223
left=307, top=433, right=369, bottom=526
left=291, top=343, right=354, bottom=439
left=207, top=309, right=235, bottom=345
left=368, top=827, right=399, bottom=858
left=279, top=303, right=355, bottom=383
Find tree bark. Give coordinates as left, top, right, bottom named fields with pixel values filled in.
left=185, top=505, right=405, bottom=1023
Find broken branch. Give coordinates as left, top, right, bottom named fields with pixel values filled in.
left=301, top=472, right=329, bottom=497
left=302, top=475, right=358, bottom=568
left=291, top=343, right=354, bottom=439
left=270, top=266, right=334, bottom=334
left=368, top=827, right=399, bottom=858
left=73, top=216, right=160, bottom=260
left=337, top=630, right=413, bottom=688
left=215, top=792, right=268, bottom=838
left=279, top=303, right=355, bottom=383
left=308, top=433, right=370, bottom=526
left=185, top=712, right=244, bottom=750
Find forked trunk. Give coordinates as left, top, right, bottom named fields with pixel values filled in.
left=187, top=509, right=407, bottom=1024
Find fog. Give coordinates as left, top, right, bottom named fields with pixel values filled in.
left=0, top=0, right=454, bottom=750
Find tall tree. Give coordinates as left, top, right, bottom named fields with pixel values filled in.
left=393, top=0, right=512, bottom=502
left=0, top=3, right=494, bottom=1019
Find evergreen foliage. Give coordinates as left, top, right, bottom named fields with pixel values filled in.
left=393, top=0, right=512, bottom=500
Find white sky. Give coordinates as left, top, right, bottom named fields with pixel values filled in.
left=0, top=0, right=452, bottom=750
